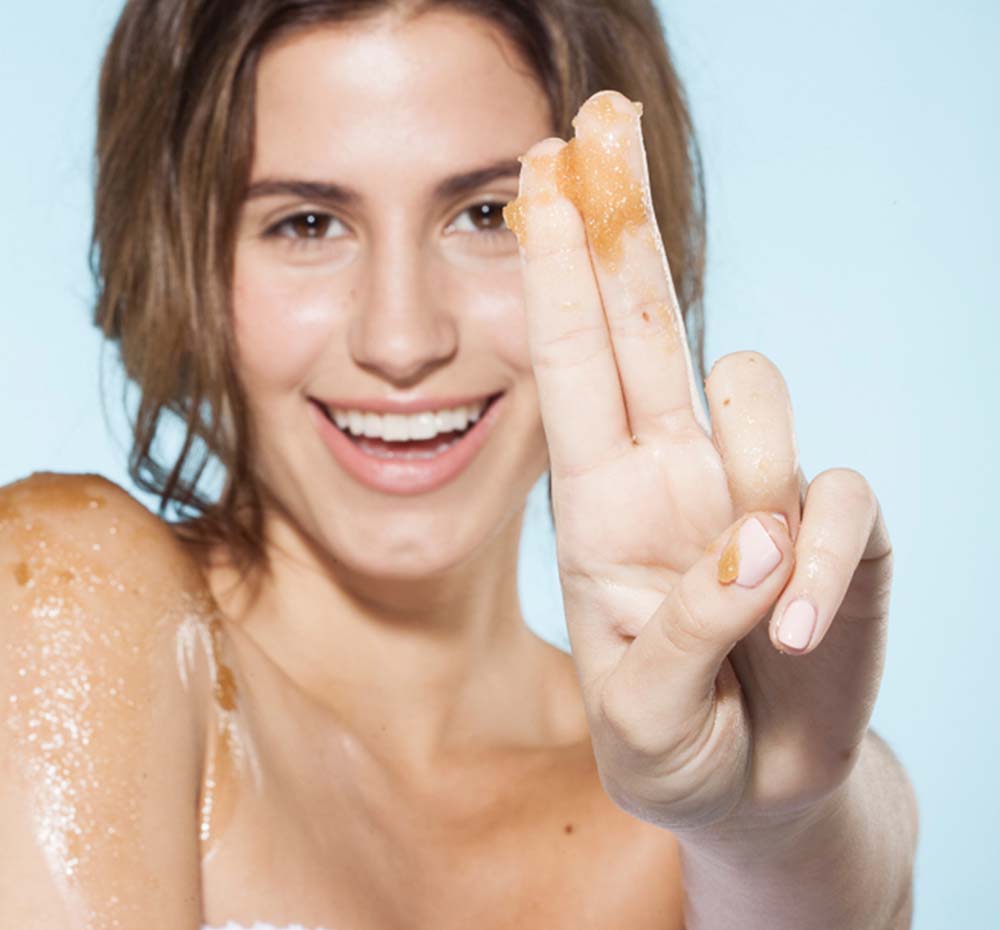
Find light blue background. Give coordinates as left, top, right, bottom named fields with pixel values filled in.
left=2, top=2, right=997, bottom=925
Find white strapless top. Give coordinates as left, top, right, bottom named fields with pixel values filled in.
left=204, top=924, right=329, bottom=929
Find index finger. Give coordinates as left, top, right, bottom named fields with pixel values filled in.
left=505, top=138, right=632, bottom=477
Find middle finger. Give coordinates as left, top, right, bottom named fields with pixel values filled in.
left=569, top=90, right=710, bottom=439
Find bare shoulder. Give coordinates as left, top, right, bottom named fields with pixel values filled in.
left=0, top=473, right=210, bottom=928
left=0, top=471, right=206, bottom=586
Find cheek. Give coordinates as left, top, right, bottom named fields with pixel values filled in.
left=232, top=260, right=347, bottom=392
left=456, top=266, right=533, bottom=373
left=451, top=267, right=545, bottom=464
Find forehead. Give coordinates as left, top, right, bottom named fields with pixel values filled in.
left=252, top=10, right=553, bottom=187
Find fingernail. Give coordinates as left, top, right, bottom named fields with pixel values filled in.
left=718, top=518, right=782, bottom=588
left=777, top=598, right=817, bottom=651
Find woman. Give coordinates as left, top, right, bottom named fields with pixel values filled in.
left=0, top=0, right=918, bottom=927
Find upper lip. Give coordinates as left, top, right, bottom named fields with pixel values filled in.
left=311, top=392, right=501, bottom=415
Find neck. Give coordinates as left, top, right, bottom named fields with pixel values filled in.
left=203, top=505, right=585, bottom=776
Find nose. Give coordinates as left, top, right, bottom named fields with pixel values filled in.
left=348, top=235, right=458, bottom=388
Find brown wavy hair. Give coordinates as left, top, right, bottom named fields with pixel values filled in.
left=92, top=0, right=706, bottom=565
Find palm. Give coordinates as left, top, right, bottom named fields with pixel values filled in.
left=552, top=409, right=733, bottom=630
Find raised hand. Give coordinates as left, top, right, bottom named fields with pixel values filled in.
left=505, top=91, right=892, bottom=836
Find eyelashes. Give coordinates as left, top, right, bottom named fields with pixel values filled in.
left=262, top=200, right=513, bottom=250
left=264, top=211, right=347, bottom=244
left=446, top=201, right=510, bottom=236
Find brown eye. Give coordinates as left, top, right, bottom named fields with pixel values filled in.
left=268, top=211, right=346, bottom=241
left=288, top=212, right=332, bottom=238
left=469, top=202, right=506, bottom=231
left=449, top=202, right=510, bottom=235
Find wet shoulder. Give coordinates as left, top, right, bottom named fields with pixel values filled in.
left=0, top=471, right=201, bottom=586
left=0, top=470, right=217, bottom=718
left=0, top=472, right=209, bottom=924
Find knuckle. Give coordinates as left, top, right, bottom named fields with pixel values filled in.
left=708, top=349, right=779, bottom=382
left=813, top=467, right=874, bottom=512
left=599, top=674, right=656, bottom=756
left=534, top=319, right=612, bottom=361
left=859, top=505, right=894, bottom=568
left=599, top=669, right=695, bottom=762
left=806, top=539, right=849, bottom=578
left=650, top=405, right=707, bottom=442
left=703, top=355, right=732, bottom=394
left=660, top=576, right=717, bottom=656
left=705, top=351, right=788, bottom=409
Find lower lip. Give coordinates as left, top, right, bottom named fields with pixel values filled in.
left=309, top=395, right=505, bottom=496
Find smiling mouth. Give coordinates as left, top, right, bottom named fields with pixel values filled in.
left=312, top=393, right=503, bottom=460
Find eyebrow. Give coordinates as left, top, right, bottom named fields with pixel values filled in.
left=244, top=158, right=523, bottom=205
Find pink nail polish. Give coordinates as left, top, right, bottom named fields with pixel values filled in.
left=778, top=598, right=817, bottom=651
left=718, top=518, right=782, bottom=588
left=736, top=518, right=782, bottom=587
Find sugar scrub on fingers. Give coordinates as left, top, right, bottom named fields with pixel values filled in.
left=504, top=95, right=648, bottom=271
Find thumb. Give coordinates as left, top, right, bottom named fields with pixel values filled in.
left=599, top=513, right=794, bottom=763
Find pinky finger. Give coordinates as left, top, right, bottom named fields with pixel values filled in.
left=769, top=468, right=892, bottom=655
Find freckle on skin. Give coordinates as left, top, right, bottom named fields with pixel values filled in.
left=646, top=301, right=679, bottom=349
left=564, top=823, right=574, bottom=835
left=723, top=398, right=731, bottom=407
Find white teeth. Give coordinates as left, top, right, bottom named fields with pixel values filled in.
left=326, top=398, right=491, bottom=442
left=382, top=414, right=408, bottom=441
left=409, top=412, right=438, bottom=440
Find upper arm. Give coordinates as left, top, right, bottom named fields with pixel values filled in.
left=0, top=473, right=212, bottom=929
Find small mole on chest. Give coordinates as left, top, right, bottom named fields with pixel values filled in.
left=564, top=823, right=575, bottom=835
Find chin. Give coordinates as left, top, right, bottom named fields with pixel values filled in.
left=272, top=483, right=528, bottom=590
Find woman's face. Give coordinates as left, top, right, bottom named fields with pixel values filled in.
left=233, top=10, right=553, bottom=581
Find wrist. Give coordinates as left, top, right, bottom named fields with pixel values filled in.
left=672, top=732, right=917, bottom=930
left=672, top=776, right=854, bottom=871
